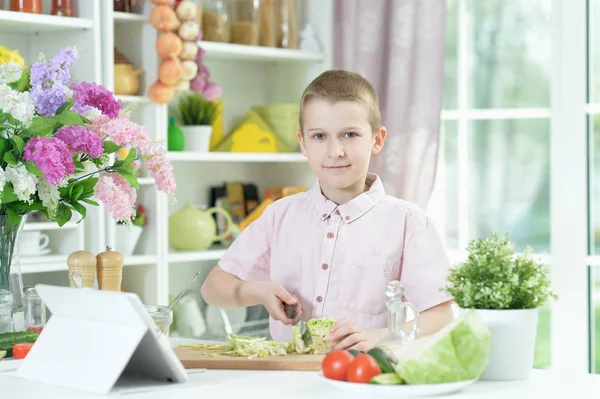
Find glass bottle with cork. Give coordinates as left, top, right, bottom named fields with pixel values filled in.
left=23, top=287, right=46, bottom=334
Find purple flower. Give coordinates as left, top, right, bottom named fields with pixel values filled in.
left=29, top=83, right=71, bottom=117
left=70, top=82, right=122, bottom=118
left=196, top=47, right=205, bottom=64
left=190, top=74, right=208, bottom=92
left=54, top=125, right=104, bottom=158
left=24, top=136, right=75, bottom=186
left=203, top=82, right=222, bottom=101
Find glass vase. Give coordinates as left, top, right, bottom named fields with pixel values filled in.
left=0, top=214, right=27, bottom=332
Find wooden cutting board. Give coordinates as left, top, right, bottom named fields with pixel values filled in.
left=173, top=346, right=324, bottom=371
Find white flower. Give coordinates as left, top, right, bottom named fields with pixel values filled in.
left=72, top=160, right=98, bottom=180
left=37, top=179, right=61, bottom=218
left=0, top=84, right=35, bottom=125
left=0, top=62, right=22, bottom=84
left=5, top=163, right=37, bottom=204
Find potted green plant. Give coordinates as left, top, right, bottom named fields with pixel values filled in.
left=173, top=92, right=219, bottom=153
left=444, top=233, right=557, bottom=381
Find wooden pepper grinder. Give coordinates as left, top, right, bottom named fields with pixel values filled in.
left=67, top=250, right=97, bottom=288
left=96, top=247, right=124, bottom=291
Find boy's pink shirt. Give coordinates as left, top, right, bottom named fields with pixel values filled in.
left=218, top=174, right=453, bottom=342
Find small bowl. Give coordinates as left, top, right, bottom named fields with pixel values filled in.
left=144, top=304, right=173, bottom=337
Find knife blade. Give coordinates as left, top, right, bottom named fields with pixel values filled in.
left=284, top=303, right=313, bottom=347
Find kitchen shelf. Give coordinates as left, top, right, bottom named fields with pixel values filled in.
left=19, top=255, right=68, bottom=274
left=137, top=177, right=156, bottom=185
left=166, top=151, right=307, bottom=163
left=116, top=95, right=152, bottom=104
left=113, top=11, right=147, bottom=24
left=23, top=222, right=79, bottom=231
left=124, top=255, right=157, bottom=266
left=0, top=10, right=94, bottom=33
left=168, top=248, right=227, bottom=263
left=197, top=40, right=324, bottom=62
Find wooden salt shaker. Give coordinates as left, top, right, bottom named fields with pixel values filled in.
left=67, top=250, right=97, bottom=288
left=96, top=246, right=124, bottom=291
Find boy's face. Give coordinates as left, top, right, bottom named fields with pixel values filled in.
left=297, top=99, right=386, bottom=193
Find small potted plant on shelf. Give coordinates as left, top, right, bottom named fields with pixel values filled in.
left=444, top=233, right=557, bottom=382
left=115, top=204, right=148, bottom=256
left=172, top=92, right=219, bottom=153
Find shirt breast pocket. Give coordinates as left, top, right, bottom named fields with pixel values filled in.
left=339, top=253, right=394, bottom=315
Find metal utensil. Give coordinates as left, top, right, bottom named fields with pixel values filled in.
left=284, top=303, right=312, bottom=347
left=161, top=269, right=202, bottom=320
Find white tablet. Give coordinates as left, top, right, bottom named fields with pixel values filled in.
left=16, top=284, right=189, bottom=395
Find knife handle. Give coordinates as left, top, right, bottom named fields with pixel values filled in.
left=284, top=303, right=297, bottom=319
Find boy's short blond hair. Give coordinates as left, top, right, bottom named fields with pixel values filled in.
left=299, top=69, right=381, bottom=133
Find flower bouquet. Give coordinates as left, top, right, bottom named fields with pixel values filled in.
left=0, top=47, right=176, bottom=318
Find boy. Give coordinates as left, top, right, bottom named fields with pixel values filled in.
left=201, top=70, right=454, bottom=351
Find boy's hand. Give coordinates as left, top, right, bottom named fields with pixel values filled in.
left=328, top=318, right=380, bottom=352
left=245, top=282, right=301, bottom=325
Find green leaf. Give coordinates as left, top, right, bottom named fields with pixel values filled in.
left=103, top=141, right=121, bottom=155
left=81, top=198, right=99, bottom=206
left=0, top=113, right=8, bottom=124
left=11, top=135, right=25, bottom=155
left=6, top=114, right=19, bottom=126
left=1, top=184, right=18, bottom=203
left=53, top=110, right=85, bottom=127
left=28, top=116, right=57, bottom=137
left=3, top=152, right=17, bottom=166
left=56, top=203, right=72, bottom=227
left=7, top=207, right=20, bottom=224
left=70, top=200, right=87, bottom=220
left=74, top=160, right=85, bottom=170
left=56, top=99, right=74, bottom=115
left=81, top=116, right=92, bottom=124
left=81, top=177, right=98, bottom=192
left=115, top=169, right=139, bottom=189
left=24, top=162, right=44, bottom=177
left=72, top=184, right=84, bottom=201
left=12, top=201, right=44, bottom=212
left=0, top=138, right=8, bottom=154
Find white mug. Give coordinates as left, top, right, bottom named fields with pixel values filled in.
left=20, top=231, right=50, bottom=255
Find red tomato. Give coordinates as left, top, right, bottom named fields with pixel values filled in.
left=321, top=350, right=355, bottom=381
left=347, top=354, right=382, bottom=383
left=13, top=342, right=34, bottom=359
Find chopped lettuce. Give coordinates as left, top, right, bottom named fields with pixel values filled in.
left=183, top=317, right=336, bottom=358
left=288, top=318, right=336, bottom=355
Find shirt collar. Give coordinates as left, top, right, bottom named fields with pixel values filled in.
left=310, top=173, right=385, bottom=223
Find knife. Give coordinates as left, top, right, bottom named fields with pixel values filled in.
left=284, top=303, right=313, bottom=347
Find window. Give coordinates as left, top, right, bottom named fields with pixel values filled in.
left=440, top=0, right=552, bottom=368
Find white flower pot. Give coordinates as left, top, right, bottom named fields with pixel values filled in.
left=475, top=308, right=539, bottom=381
left=115, top=224, right=143, bottom=257
left=181, top=125, right=212, bottom=153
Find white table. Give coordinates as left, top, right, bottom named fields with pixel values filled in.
left=1, top=338, right=599, bottom=398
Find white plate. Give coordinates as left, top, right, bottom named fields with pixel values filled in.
left=21, top=248, right=51, bottom=256
left=318, top=373, right=477, bottom=397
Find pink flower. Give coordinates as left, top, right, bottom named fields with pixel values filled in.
left=70, top=82, right=122, bottom=118
left=144, top=149, right=176, bottom=195
left=23, top=136, right=75, bottom=186
left=190, top=74, right=208, bottom=92
left=94, top=172, right=137, bottom=222
left=54, top=125, right=103, bottom=158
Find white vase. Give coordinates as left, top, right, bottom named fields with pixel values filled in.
left=115, top=224, right=143, bottom=257
left=475, top=308, right=539, bottom=381
left=181, top=125, right=212, bottom=152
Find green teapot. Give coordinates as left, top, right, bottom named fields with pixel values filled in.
left=169, top=201, right=234, bottom=251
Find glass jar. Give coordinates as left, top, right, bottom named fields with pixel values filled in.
left=231, top=0, right=260, bottom=45
left=145, top=304, right=173, bottom=337
left=23, top=287, right=46, bottom=334
left=52, top=0, right=74, bottom=16
left=277, top=0, right=298, bottom=49
left=202, top=0, right=231, bottom=43
left=259, top=0, right=276, bottom=47
left=10, top=0, right=42, bottom=13
left=0, top=290, right=15, bottom=334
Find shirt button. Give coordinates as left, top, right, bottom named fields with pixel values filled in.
left=345, top=216, right=350, bottom=221
left=327, top=232, right=334, bottom=238
left=335, top=209, right=340, bottom=215
left=321, top=263, right=329, bottom=270
left=322, top=213, right=327, bottom=218
left=316, top=296, right=323, bottom=303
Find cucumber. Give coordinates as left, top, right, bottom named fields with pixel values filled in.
left=347, top=349, right=361, bottom=357
left=0, top=331, right=39, bottom=351
left=370, top=372, right=403, bottom=385
left=367, top=348, right=395, bottom=374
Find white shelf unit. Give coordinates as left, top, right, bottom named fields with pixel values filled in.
left=9, top=0, right=333, bottom=340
